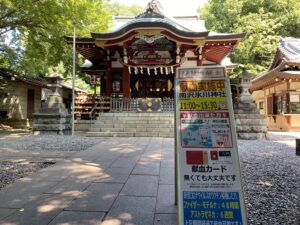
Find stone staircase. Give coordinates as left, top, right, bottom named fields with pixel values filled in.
left=86, top=112, right=175, bottom=137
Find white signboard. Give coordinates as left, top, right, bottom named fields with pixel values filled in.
left=175, top=67, right=247, bottom=225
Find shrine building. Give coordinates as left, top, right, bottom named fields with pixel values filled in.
left=250, top=38, right=300, bottom=131
left=65, top=0, right=245, bottom=116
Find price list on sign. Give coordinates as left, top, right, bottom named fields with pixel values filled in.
left=175, top=67, right=248, bottom=225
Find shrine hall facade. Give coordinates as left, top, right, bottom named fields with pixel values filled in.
left=65, top=0, right=245, bottom=111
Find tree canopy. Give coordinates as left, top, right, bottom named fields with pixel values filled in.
left=5, top=0, right=299, bottom=80
left=0, top=0, right=112, bottom=78
left=0, top=0, right=143, bottom=82
left=200, top=0, right=300, bottom=75
left=107, top=2, right=143, bottom=16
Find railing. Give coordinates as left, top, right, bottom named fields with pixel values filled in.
left=78, top=97, right=175, bottom=120
left=89, top=103, right=98, bottom=120
left=162, top=98, right=174, bottom=111
left=110, top=97, right=138, bottom=112
left=110, top=97, right=174, bottom=112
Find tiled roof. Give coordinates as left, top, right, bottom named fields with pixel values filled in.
left=0, top=69, right=46, bottom=87
left=278, top=38, right=300, bottom=62
left=92, top=0, right=244, bottom=40
left=250, top=38, right=300, bottom=92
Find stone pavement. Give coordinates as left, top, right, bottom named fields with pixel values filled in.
left=0, top=137, right=177, bottom=225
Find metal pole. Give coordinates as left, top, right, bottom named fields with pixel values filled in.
left=174, top=73, right=178, bottom=206
left=72, top=23, right=76, bottom=136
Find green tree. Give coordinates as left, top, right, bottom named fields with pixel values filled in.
left=0, top=0, right=111, bottom=78
left=0, top=0, right=145, bottom=91
left=107, top=2, right=144, bottom=16
left=200, top=0, right=300, bottom=74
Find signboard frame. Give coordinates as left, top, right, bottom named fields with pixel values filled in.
left=175, top=66, right=248, bottom=225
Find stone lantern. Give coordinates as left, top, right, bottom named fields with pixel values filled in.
left=234, top=70, right=268, bottom=140
left=32, top=73, right=71, bottom=135
left=44, top=73, right=66, bottom=110
left=237, top=70, right=256, bottom=104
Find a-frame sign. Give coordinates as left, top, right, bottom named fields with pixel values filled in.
left=175, top=66, right=247, bottom=225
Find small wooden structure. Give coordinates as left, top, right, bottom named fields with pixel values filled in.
left=250, top=38, right=300, bottom=131
left=0, top=69, right=45, bottom=128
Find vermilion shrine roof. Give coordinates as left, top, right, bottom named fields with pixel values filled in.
left=65, top=0, right=245, bottom=73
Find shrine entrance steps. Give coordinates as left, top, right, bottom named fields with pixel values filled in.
left=86, top=112, right=175, bottom=138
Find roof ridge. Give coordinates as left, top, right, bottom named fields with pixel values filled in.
left=278, top=38, right=300, bottom=61
left=135, top=0, right=164, bottom=19
left=135, top=0, right=194, bottom=32
left=0, top=68, right=46, bottom=87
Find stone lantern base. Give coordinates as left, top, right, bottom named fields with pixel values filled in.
left=33, top=108, right=71, bottom=135
left=234, top=101, right=268, bottom=140
left=32, top=73, right=71, bottom=135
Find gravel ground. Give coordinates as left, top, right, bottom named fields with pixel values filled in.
left=239, top=133, right=300, bottom=225
left=0, top=132, right=299, bottom=224
left=0, top=133, right=104, bottom=189
left=0, top=134, right=104, bottom=151
left=0, top=161, right=55, bottom=189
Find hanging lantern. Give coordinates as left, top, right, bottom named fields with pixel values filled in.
left=134, top=67, right=138, bottom=75
left=140, top=67, right=143, bottom=74
left=147, top=67, right=150, bottom=75
left=171, top=66, right=174, bottom=74
left=128, top=66, right=131, bottom=74
left=124, top=56, right=128, bottom=64
left=176, top=47, right=181, bottom=64
left=166, top=67, right=169, bottom=75
left=198, top=47, right=202, bottom=60
left=106, top=50, right=110, bottom=61
left=123, top=48, right=128, bottom=64
left=176, top=55, right=180, bottom=64
left=154, top=68, right=158, bottom=75
left=160, top=67, right=163, bottom=74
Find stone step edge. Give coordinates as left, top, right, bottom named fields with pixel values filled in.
left=91, top=128, right=174, bottom=131
left=97, top=114, right=174, bottom=117
left=86, top=132, right=174, bottom=137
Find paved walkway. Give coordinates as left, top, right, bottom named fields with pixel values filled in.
left=0, top=137, right=177, bottom=225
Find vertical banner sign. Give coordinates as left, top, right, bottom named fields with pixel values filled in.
left=175, top=67, right=247, bottom=225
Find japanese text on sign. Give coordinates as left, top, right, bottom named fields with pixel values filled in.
left=179, top=68, right=225, bottom=79
left=180, top=111, right=232, bottom=148
left=180, top=80, right=228, bottom=111
left=183, top=191, right=242, bottom=225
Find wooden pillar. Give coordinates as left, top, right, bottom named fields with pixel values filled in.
left=106, top=62, right=112, bottom=96
left=123, top=66, right=130, bottom=98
